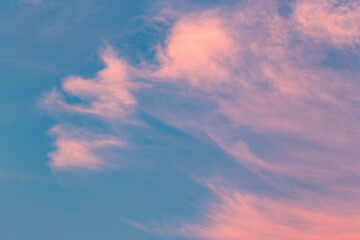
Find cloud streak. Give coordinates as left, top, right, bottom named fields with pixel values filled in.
left=177, top=183, right=360, bottom=240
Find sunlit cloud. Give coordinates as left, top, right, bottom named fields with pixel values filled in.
left=176, top=182, right=360, bottom=240
left=41, top=0, right=360, bottom=238
left=147, top=0, right=360, bottom=183
left=48, top=124, right=125, bottom=170
left=129, top=0, right=360, bottom=238
left=42, top=47, right=136, bottom=171
left=295, top=0, right=360, bottom=47
left=153, top=10, right=236, bottom=87
left=43, top=46, right=138, bottom=121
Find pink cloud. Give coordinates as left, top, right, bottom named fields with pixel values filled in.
left=147, top=0, right=360, bottom=183
left=153, top=10, right=236, bottom=87
left=41, top=0, right=360, bottom=237
left=48, top=125, right=125, bottom=170
left=129, top=181, right=360, bottom=240
left=43, top=46, right=138, bottom=120
left=176, top=183, right=360, bottom=240
left=295, top=0, right=360, bottom=47
left=128, top=1, right=360, bottom=238
left=41, top=47, right=138, bottom=171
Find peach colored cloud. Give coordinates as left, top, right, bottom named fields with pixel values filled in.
left=153, top=10, right=236, bottom=87
left=148, top=0, right=360, bottom=183
left=129, top=181, right=360, bottom=240
left=176, top=183, right=360, bottom=240
left=48, top=125, right=125, bottom=170
left=42, top=47, right=138, bottom=171
left=127, top=1, right=360, bottom=239
left=41, top=0, right=360, bottom=238
left=295, top=0, right=360, bottom=47
left=43, top=46, right=138, bottom=120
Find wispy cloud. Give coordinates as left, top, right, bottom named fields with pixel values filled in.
left=42, top=46, right=138, bottom=121
left=128, top=0, right=360, bottom=238
left=41, top=47, right=137, bottom=171
left=41, top=0, right=360, bottom=238
left=48, top=124, right=125, bottom=170
left=176, top=182, right=360, bottom=240
left=144, top=0, right=360, bottom=183
left=295, top=0, right=360, bottom=47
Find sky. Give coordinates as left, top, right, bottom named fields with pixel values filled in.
left=1, top=0, right=360, bottom=239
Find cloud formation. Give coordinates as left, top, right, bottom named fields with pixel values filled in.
left=133, top=0, right=360, bottom=238
left=148, top=0, right=360, bottom=184
left=41, top=0, right=360, bottom=238
left=177, top=183, right=360, bottom=240
left=154, top=10, right=235, bottom=87
left=295, top=0, right=360, bottom=47
left=48, top=125, right=125, bottom=170
left=43, top=47, right=134, bottom=171
left=43, top=46, right=137, bottom=120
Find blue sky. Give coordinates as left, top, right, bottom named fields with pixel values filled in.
left=1, top=2, right=234, bottom=239
left=1, top=1, right=182, bottom=239
left=2, top=0, right=360, bottom=239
